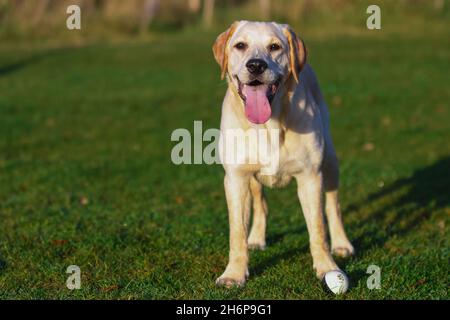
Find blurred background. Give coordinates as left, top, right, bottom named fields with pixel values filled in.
left=0, top=0, right=449, bottom=45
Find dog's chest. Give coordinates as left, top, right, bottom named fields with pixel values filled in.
left=255, top=151, right=305, bottom=188
left=252, top=142, right=309, bottom=188
left=255, top=171, right=292, bottom=188
left=254, top=134, right=323, bottom=188
left=220, top=125, right=323, bottom=186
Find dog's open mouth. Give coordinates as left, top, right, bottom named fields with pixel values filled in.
left=236, top=77, right=280, bottom=124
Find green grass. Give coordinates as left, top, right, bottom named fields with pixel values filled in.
left=0, top=24, right=449, bottom=299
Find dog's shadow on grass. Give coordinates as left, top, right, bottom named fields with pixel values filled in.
left=251, top=226, right=308, bottom=277
left=251, top=156, right=450, bottom=283
left=348, top=156, right=450, bottom=250
left=344, top=156, right=450, bottom=287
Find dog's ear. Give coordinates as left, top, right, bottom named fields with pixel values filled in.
left=283, top=26, right=307, bottom=83
left=213, top=21, right=239, bottom=80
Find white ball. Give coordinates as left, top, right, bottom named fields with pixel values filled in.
left=324, top=270, right=349, bottom=294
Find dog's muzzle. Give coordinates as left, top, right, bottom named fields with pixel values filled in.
left=235, top=76, right=280, bottom=124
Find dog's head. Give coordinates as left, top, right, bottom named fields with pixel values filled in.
left=213, top=21, right=307, bottom=124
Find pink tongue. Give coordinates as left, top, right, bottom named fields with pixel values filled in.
left=242, top=85, right=271, bottom=124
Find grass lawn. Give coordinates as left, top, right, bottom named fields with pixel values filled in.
left=0, top=26, right=449, bottom=299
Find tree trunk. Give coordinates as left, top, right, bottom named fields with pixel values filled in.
left=140, top=0, right=160, bottom=33
left=260, top=0, right=270, bottom=20
left=32, top=0, right=50, bottom=25
left=434, top=0, right=445, bottom=11
left=202, top=0, right=214, bottom=28
left=289, top=0, right=303, bottom=23
left=188, top=0, right=201, bottom=13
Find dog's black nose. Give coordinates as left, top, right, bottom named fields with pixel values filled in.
left=246, top=59, right=268, bottom=75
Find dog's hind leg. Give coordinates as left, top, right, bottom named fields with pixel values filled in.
left=323, top=148, right=354, bottom=258
left=248, top=176, right=268, bottom=250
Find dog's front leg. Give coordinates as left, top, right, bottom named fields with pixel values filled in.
left=216, top=172, right=250, bottom=287
left=248, top=176, right=268, bottom=250
left=295, top=171, right=339, bottom=279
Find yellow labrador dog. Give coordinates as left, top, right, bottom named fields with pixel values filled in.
left=212, top=21, right=354, bottom=287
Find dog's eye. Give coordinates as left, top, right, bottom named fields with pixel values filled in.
left=234, top=42, right=247, bottom=50
left=269, top=43, right=281, bottom=52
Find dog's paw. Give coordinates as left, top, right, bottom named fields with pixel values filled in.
left=248, top=233, right=266, bottom=251
left=248, top=241, right=266, bottom=251
left=313, top=259, right=340, bottom=280
left=332, top=243, right=355, bottom=258
left=215, top=276, right=246, bottom=288
left=215, top=268, right=248, bottom=288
